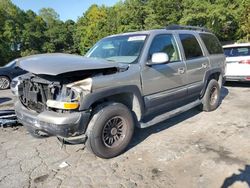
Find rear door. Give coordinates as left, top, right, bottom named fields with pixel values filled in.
left=178, top=33, right=209, bottom=97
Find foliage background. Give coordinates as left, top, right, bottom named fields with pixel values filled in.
left=0, top=0, right=249, bottom=65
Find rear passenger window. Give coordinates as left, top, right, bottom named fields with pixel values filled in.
left=148, top=34, right=180, bottom=62
left=179, top=34, right=203, bottom=60
left=200, top=33, right=223, bottom=54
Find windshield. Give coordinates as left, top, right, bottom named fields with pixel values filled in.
left=86, top=35, right=147, bottom=64
left=224, top=46, right=250, bottom=57
left=4, top=60, right=16, bottom=67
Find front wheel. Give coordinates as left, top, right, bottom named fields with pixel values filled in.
left=86, top=103, right=134, bottom=158
left=200, top=79, right=221, bottom=112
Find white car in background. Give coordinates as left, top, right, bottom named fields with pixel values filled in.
left=223, top=43, right=250, bottom=82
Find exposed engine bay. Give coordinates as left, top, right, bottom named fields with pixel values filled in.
left=13, top=53, right=129, bottom=114
left=16, top=68, right=119, bottom=113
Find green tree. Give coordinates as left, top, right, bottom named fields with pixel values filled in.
left=179, top=0, right=239, bottom=41
left=1, top=0, right=249, bottom=66
left=116, top=0, right=147, bottom=32
left=236, top=0, right=250, bottom=41
left=0, top=0, right=25, bottom=65
left=75, top=5, right=109, bottom=54
left=180, top=0, right=211, bottom=27
left=21, top=10, right=47, bottom=56
left=39, top=8, right=60, bottom=26
left=64, top=20, right=78, bottom=53
left=39, top=8, right=75, bottom=53
left=145, top=0, right=182, bottom=29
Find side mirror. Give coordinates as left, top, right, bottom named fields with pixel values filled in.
left=147, top=52, right=169, bottom=65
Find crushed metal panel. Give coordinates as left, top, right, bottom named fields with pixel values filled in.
left=66, top=78, right=93, bottom=92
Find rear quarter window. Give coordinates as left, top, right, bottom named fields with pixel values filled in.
left=200, top=33, right=223, bottom=55
left=179, top=34, right=204, bottom=60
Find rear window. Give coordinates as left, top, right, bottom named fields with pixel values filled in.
left=224, top=47, right=250, bottom=57
left=200, top=33, right=223, bottom=54
left=179, top=34, right=204, bottom=60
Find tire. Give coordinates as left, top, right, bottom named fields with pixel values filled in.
left=0, top=76, right=10, bottom=90
left=200, top=79, right=221, bottom=112
left=86, top=102, right=134, bottom=159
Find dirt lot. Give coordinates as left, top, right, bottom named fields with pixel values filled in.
left=0, top=83, right=250, bottom=188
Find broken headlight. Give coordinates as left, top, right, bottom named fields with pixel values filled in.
left=11, top=76, right=21, bottom=96
left=46, top=78, right=92, bottom=110
left=47, top=88, right=80, bottom=110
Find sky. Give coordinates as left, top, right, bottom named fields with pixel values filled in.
left=11, top=0, right=119, bottom=22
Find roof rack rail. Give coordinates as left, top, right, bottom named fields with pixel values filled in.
left=166, top=24, right=210, bottom=32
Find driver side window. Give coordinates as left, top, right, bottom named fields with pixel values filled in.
left=148, top=34, right=180, bottom=62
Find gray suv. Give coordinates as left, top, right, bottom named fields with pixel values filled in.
left=13, top=25, right=225, bottom=158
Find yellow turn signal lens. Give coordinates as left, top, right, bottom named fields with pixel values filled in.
left=63, top=102, right=79, bottom=110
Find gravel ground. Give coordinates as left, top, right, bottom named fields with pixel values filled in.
left=0, top=83, right=250, bottom=188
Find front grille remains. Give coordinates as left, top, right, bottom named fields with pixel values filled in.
left=18, top=75, right=60, bottom=113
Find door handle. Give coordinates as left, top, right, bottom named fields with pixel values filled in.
left=202, top=63, right=208, bottom=69
left=178, top=67, right=185, bottom=74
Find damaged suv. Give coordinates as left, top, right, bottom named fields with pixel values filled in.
left=14, top=25, right=225, bottom=158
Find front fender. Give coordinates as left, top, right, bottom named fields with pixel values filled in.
left=79, top=85, right=145, bottom=119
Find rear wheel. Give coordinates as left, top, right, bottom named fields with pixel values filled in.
left=200, top=79, right=221, bottom=112
left=86, top=102, right=134, bottom=158
left=0, top=76, right=10, bottom=90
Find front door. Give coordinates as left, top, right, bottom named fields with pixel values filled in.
left=141, top=34, right=187, bottom=113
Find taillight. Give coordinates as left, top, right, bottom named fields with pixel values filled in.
left=239, top=59, right=250, bottom=64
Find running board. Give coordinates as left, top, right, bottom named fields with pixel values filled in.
left=139, top=99, right=201, bottom=128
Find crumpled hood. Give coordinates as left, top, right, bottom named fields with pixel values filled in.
left=17, top=53, right=123, bottom=76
